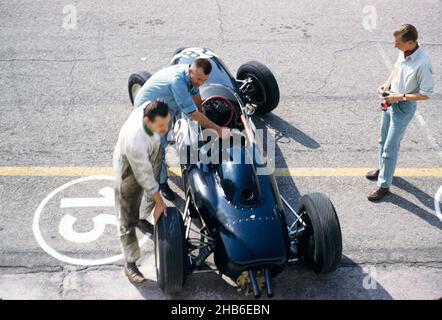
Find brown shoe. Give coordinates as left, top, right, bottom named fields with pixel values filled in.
left=124, top=263, right=145, bottom=283
left=366, top=169, right=380, bottom=181
left=367, top=187, right=390, bottom=201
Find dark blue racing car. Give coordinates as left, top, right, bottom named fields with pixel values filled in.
left=127, top=47, right=342, bottom=298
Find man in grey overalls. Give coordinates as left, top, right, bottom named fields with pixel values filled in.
left=113, top=100, right=170, bottom=283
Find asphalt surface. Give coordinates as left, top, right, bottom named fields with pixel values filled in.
left=0, top=0, right=441, bottom=300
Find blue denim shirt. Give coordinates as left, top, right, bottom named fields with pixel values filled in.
left=133, top=64, right=199, bottom=115
left=390, top=46, right=434, bottom=97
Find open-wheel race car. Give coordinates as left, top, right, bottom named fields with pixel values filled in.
left=127, top=47, right=342, bottom=298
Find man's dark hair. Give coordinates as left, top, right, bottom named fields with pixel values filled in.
left=394, top=24, right=418, bottom=42
left=192, top=58, right=212, bottom=75
left=143, top=99, right=169, bottom=122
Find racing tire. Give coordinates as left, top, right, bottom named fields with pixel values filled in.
left=236, top=61, right=280, bottom=114
left=128, top=71, right=151, bottom=106
left=296, top=193, right=342, bottom=274
left=154, top=207, right=187, bottom=294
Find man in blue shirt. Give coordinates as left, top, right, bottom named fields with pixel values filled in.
left=366, top=24, right=434, bottom=201
left=134, top=58, right=230, bottom=200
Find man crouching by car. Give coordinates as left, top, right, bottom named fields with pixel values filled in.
left=113, top=99, right=170, bottom=283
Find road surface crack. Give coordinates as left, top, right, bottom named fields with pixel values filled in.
left=307, top=42, right=367, bottom=94
left=215, top=0, right=225, bottom=45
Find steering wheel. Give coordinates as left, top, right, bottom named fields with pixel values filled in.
left=202, top=95, right=236, bottom=128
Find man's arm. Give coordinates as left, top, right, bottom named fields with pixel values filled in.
left=192, top=93, right=203, bottom=112
left=416, top=62, right=434, bottom=97
left=125, top=143, right=165, bottom=222
left=171, top=80, right=229, bottom=139
left=189, top=110, right=220, bottom=132
left=385, top=63, right=434, bottom=104
left=385, top=92, right=429, bottom=104
left=151, top=191, right=166, bottom=223
left=189, top=110, right=230, bottom=139
left=401, top=93, right=429, bottom=101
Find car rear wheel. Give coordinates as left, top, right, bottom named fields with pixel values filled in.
left=154, top=206, right=187, bottom=294
left=296, top=193, right=342, bottom=273
left=128, top=71, right=151, bottom=106
left=236, top=61, right=280, bottom=114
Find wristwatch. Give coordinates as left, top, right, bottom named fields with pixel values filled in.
left=402, top=93, right=407, bottom=101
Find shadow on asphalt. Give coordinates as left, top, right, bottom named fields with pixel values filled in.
left=145, top=141, right=392, bottom=299
left=146, top=116, right=392, bottom=299
left=132, top=256, right=392, bottom=300
left=386, top=177, right=442, bottom=230
left=253, top=112, right=322, bottom=214
left=254, top=113, right=321, bottom=150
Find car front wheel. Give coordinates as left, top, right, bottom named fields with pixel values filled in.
left=236, top=61, right=280, bottom=114
left=154, top=206, right=187, bottom=294
left=296, top=193, right=342, bottom=273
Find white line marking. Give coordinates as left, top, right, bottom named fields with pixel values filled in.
left=375, top=42, right=393, bottom=69
left=435, top=185, right=442, bottom=223
left=415, top=112, right=442, bottom=159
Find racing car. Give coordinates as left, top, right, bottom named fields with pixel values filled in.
left=127, top=47, right=342, bottom=298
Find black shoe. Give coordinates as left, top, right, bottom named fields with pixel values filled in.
left=124, top=263, right=145, bottom=284
left=367, top=187, right=390, bottom=201
left=159, top=182, right=176, bottom=201
left=137, top=219, right=154, bottom=237
left=366, top=169, right=380, bottom=181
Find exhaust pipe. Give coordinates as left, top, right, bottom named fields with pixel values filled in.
left=248, top=269, right=261, bottom=298
left=264, top=267, right=273, bottom=298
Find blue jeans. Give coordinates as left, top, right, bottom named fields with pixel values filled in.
left=377, top=101, right=416, bottom=188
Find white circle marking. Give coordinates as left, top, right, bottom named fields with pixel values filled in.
left=32, top=176, right=149, bottom=266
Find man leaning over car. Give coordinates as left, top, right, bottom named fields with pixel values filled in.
left=133, top=58, right=230, bottom=201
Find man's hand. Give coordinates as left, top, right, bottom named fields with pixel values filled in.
left=152, top=191, right=166, bottom=224
left=384, top=94, right=402, bottom=104
left=153, top=202, right=166, bottom=224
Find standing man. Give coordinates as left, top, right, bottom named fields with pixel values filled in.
left=113, top=100, right=170, bottom=283
left=134, top=58, right=230, bottom=201
left=366, top=24, right=434, bottom=201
